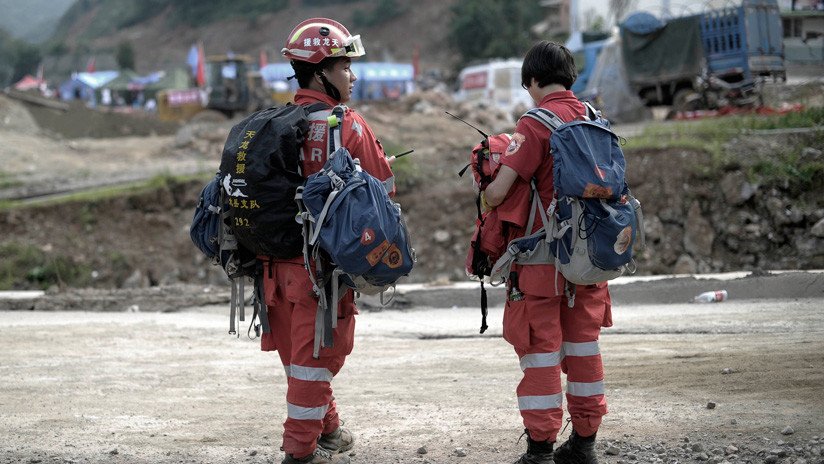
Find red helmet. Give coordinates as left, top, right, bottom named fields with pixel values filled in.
left=282, top=18, right=365, bottom=64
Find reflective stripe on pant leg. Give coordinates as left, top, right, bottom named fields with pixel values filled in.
left=515, top=294, right=564, bottom=443
left=561, top=285, right=610, bottom=437
left=281, top=266, right=355, bottom=458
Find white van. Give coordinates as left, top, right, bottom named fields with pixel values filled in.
left=455, top=59, right=533, bottom=112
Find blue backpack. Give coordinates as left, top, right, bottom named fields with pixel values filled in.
left=296, top=105, right=415, bottom=357
left=190, top=173, right=222, bottom=262
left=490, top=103, right=645, bottom=301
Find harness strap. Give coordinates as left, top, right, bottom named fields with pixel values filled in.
left=229, top=278, right=238, bottom=336
left=522, top=108, right=565, bottom=131
left=479, top=281, right=489, bottom=334
left=248, top=270, right=271, bottom=339
left=238, top=278, right=245, bottom=326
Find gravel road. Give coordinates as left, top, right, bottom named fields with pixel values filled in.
left=1, top=273, right=823, bottom=464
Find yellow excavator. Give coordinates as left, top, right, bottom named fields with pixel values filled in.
left=203, top=54, right=273, bottom=117
left=157, top=54, right=289, bottom=121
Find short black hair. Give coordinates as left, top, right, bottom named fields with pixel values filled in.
left=521, top=40, right=577, bottom=90
left=290, top=57, right=345, bottom=89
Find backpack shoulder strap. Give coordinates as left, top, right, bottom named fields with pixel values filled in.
left=521, top=107, right=565, bottom=132
left=582, top=101, right=600, bottom=121
left=328, top=105, right=346, bottom=154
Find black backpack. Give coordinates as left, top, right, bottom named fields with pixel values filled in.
left=191, top=102, right=328, bottom=337
left=218, top=102, right=329, bottom=258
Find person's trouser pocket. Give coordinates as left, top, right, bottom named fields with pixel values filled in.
left=503, top=298, right=530, bottom=350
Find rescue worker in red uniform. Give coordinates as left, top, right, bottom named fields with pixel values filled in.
left=262, top=18, right=395, bottom=464
left=484, top=41, right=612, bottom=464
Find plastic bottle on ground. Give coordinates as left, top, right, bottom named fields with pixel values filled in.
left=693, top=290, right=729, bottom=303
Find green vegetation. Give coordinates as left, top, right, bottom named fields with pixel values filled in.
left=448, top=0, right=543, bottom=67
left=626, top=108, right=824, bottom=193
left=0, top=173, right=208, bottom=212
left=53, top=0, right=288, bottom=41
left=115, top=40, right=135, bottom=71
left=0, top=28, right=42, bottom=86
left=0, top=243, right=92, bottom=290
left=351, top=0, right=408, bottom=28
left=382, top=142, right=422, bottom=191
left=0, top=171, right=21, bottom=190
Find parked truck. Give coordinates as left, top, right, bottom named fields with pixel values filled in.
left=619, top=0, right=785, bottom=112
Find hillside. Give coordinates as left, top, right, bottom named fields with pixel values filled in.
left=43, top=0, right=464, bottom=80
left=0, top=0, right=74, bottom=43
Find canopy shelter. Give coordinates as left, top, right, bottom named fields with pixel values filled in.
left=59, top=71, right=119, bottom=103
left=13, top=75, right=45, bottom=91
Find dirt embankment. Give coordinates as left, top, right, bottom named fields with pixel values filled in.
left=0, top=90, right=823, bottom=291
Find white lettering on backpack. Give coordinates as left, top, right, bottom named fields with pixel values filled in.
left=311, top=148, right=323, bottom=162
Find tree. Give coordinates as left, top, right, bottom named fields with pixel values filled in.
left=449, top=0, right=541, bottom=66
left=608, top=0, right=637, bottom=25
left=115, top=40, right=135, bottom=71
left=583, top=8, right=606, bottom=33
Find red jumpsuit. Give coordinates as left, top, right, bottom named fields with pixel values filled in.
left=497, top=90, right=613, bottom=443
left=259, top=89, right=394, bottom=458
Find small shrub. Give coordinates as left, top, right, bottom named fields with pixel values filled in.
left=0, top=243, right=92, bottom=290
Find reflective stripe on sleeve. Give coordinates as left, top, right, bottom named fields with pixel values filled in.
left=566, top=380, right=605, bottom=397
left=519, top=352, right=561, bottom=371
left=518, top=393, right=563, bottom=411
left=351, top=120, right=363, bottom=137
left=289, top=364, right=333, bottom=382
left=287, top=402, right=328, bottom=420
left=283, top=365, right=291, bottom=377
left=561, top=341, right=600, bottom=357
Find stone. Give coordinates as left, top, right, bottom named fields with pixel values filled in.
left=433, top=230, right=451, bottom=243
left=684, top=202, right=715, bottom=257
left=673, top=254, right=698, bottom=274
left=417, top=446, right=428, bottom=455
left=644, top=215, right=664, bottom=242
left=720, top=171, right=757, bottom=205
left=122, top=270, right=149, bottom=288
left=801, top=146, right=823, bottom=159
left=782, top=426, right=795, bottom=435
left=454, top=447, right=467, bottom=457
left=811, top=218, right=824, bottom=238
left=606, top=445, right=621, bottom=455
left=707, top=402, right=717, bottom=409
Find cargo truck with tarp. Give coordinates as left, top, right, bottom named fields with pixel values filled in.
left=619, top=0, right=785, bottom=112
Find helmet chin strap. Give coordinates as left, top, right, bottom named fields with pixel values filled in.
left=318, top=73, right=342, bottom=102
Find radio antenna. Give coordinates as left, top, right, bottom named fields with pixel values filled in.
left=444, top=111, right=490, bottom=138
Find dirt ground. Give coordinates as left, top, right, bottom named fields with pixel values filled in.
left=1, top=272, right=823, bottom=464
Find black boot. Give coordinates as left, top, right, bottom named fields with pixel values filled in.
left=514, top=429, right=555, bottom=464
left=553, top=429, right=598, bottom=464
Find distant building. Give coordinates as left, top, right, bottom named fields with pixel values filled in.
left=536, top=0, right=571, bottom=38
left=781, top=5, right=824, bottom=63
